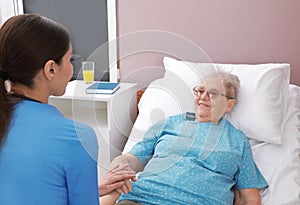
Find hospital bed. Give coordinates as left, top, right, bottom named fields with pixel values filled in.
left=122, top=57, right=300, bottom=204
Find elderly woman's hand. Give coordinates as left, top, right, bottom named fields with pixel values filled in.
left=99, top=163, right=136, bottom=196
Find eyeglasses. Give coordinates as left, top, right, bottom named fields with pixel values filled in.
left=192, top=86, right=236, bottom=99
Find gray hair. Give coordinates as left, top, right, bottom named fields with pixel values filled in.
left=203, top=68, right=240, bottom=99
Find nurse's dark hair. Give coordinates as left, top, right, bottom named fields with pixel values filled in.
left=0, top=14, right=70, bottom=147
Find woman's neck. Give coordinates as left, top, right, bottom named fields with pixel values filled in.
left=10, top=82, right=49, bottom=104
left=195, top=115, right=222, bottom=124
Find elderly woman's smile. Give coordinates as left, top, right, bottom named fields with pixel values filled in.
left=193, top=76, right=237, bottom=124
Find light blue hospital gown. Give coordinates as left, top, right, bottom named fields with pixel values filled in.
left=119, top=113, right=268, bottom=205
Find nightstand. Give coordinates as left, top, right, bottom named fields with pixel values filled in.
left=49, top=80, right=137, bottom=177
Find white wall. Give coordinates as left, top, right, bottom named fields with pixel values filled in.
left=0, top=1, right=2, bottom=24
left=0, top=0, right=14, bottom=23
left=0, top=0, right=23, bottom=24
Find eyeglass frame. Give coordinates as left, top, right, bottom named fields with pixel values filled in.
left=192, top=86, right=236, bottom=99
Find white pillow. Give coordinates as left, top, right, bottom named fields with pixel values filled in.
left=123, top=77, right=193, bottom=152
left=160, top=57, right=290, bottom=144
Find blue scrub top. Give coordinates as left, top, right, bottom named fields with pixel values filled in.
left=0, top=100, right=99, bottom=205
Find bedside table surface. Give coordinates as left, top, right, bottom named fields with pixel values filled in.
left=50, top=80, right=137, bottom=101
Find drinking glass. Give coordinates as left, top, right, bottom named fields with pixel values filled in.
left=82, top=61, right=94, bottom=84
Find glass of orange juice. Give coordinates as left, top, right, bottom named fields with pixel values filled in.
left=82, top=61, right=94, bottom=84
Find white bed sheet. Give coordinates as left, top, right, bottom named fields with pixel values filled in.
left=251, top=84, right=300, bottom=205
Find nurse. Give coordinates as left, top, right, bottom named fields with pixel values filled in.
left=0, top=14, right=134, bottom=205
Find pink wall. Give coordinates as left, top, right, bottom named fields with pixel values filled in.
left=117, top=0, right=300, bottom=88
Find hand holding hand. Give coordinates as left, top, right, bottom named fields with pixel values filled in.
left=115, top=163, right=137, bottom=195
left=99, top=163, right=136, bottom=196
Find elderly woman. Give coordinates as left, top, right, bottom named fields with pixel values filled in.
left=104, top=70, right=268, bottom=205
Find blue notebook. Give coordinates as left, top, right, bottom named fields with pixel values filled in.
left=86, top=82, right=120, bottom=94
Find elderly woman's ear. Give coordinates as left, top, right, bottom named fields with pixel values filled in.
left=225, top=99, right=237, bottom=113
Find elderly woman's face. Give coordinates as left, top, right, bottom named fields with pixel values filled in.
left=194, top=77, right=236, bottom=124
